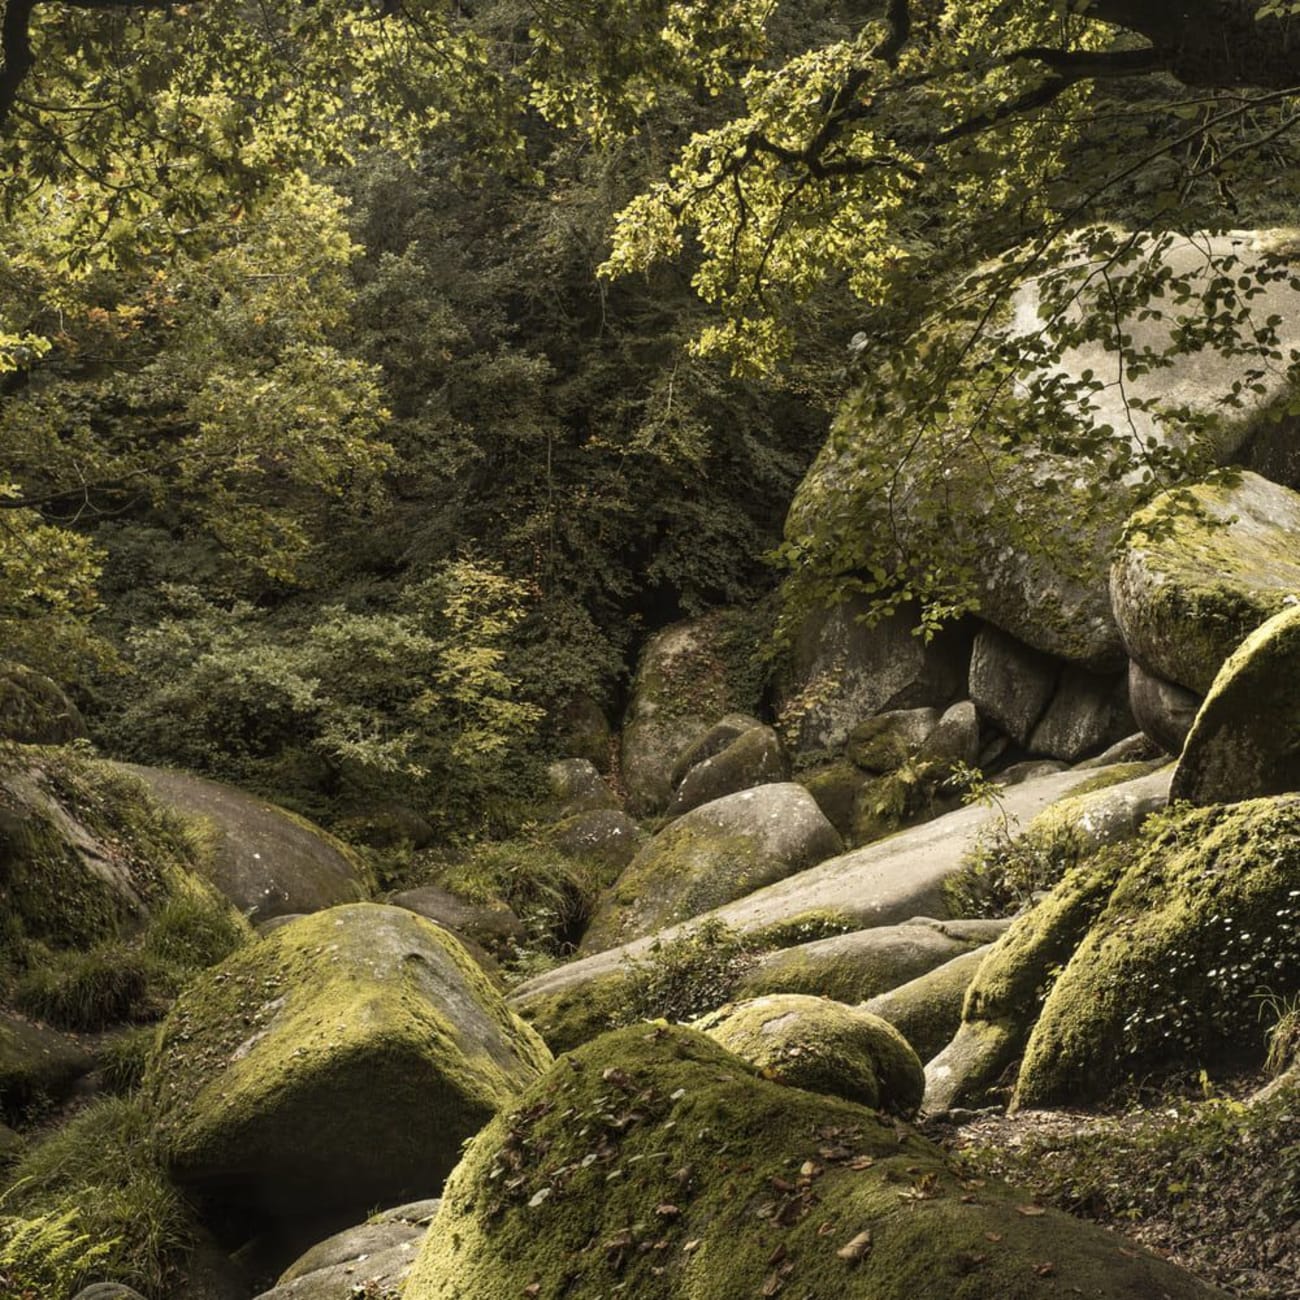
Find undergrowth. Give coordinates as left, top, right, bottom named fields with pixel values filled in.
left=617, top=918, right=759, bottom=1024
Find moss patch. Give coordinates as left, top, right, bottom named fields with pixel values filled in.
left=1016, top=798, right=1300, bottom=1106
left=404, top=1024, right=1224, bottom=1299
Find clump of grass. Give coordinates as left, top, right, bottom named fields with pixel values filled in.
left=98, top=1026, right=158, bottom=1097
left=1, top=1097, right=197, bottom=1296
left=1263, top=993, right=1300, bottom=1078
left=618, top=918, right=759, bottom=1024
left=946, top=821, right=1088, bottom=919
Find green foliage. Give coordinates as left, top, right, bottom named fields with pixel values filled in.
left=948, top=820, right=1090, bottom=919
left=15, top=943, right=161, bottom=1031
left=0, top=1098, right=195, bottom=1297
left=0, top=1203, right=115, bottom=1300
left=99, top=1027, right=158, bottom=1098
left=617, top=917, right=759, bottom=1024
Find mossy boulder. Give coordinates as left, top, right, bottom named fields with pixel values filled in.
left=1111, top=472, right=1300, bottom=695
left=116, top=763, right=371, bottom=924
left=697, top=994, right=924, bottom=1114
left=0, top=1010, right=95, bottom=1121
left=845, top=708, right=940, bottom=774
left=580, top=784, right=842, bottom=954
left=0, top=748, right=221, bottom=951
left=669, top=713, right=763, bottom=789
left=1172, top=603, right=1300, bottom=805
left=864, top=946, right=991, bottom=1065
left=796, top=761, right=872, bottom=840
left=737, top=919, right=1006, bottom=1006
left=622, top=611, right=765, bottom=816
left=546, top=758, right=620, bottom=818
left=388, top=883, right=527, bottom=956
left=0, top=661, right=86, bottom=744
left=668, top=724, right=788, bottom=816
left=145, top=903, right=552, bottom=1219
left=403, top=1024, right=1225, bottom=1300
left=925, top=848, right=1130, bottom=1113
left=545, top=809, right=642, bottom=876
left=510, top=966, right=632, bottom=1055
left=1015, top=798, right=1300, bottom=1107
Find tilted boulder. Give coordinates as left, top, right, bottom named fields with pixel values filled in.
left=1111, top=472, right=1300, bottom=695
left=1016, top=797, right=1300, bottom=1107
left=669, top=713, right=762, bottom=789
left=969, top=625, right=1057, bottom=746
left=1172, top=603, right=1300, bottom=805
left=403, top=1024, right=1225, bottom=1299
left=545, top=758, right=619, bottom=819
left=579, top=784, right=842, bottom=954
left=115, top=763, right=370, bottom=924
left=146, top=904, right=552, bottom=1219
left=845, top=707, right=940, bottom=773
left=864, top=945, right=991, bottom=1065
left=697, top=994, right=924, bottom=1114
left=1127, top=659, right=1202, bottom=755
left=1027, top=665, right=1134, bottom=763
left=0, top=661, right=86, bottom=744
left=668, top=724, right=788, bottom=816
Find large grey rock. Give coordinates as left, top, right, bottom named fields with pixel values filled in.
left=580, top=784, right=842, bottom=954
left=1172, top=603, right=1300, bottom=805
left=621, top=612, right=760, bottom=816
left=1111, top=471, right=1300, bottom=694
left=116, top=764, right=370, bottom=924
left=668, top=724, right=788, bottom=815
left=1127, top=659, right=1203, bottom=755
left=1028, top=666, right=1134, bottom=762
left=0, top=661, right=86, bottom=744
left=146, top=905, right=551, bottom=1220
left=513, top=764, right=1143, bottom=1007
left=791, top=232, right=1300, bottom=673
left=915, top=700, right=980, bottom=772
left=776, top=597, right=969, bottom=763
left=737, top=917, right=1009, bottom=1005
left=969, top=625, right=1057, bottom=746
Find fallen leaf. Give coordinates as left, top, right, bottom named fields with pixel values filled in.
left=837, top=1230, right=873, bottom=1262
left=1033, top=1261, right=1056, bottom=1276
left=984, top=1232, right=1003, bottom=1243
left=846, top=1155, right=875, bottom=1170
left=683, top=1239, right=702, bottom=1254
left=1017, top=1204, right=1046, bottom=1217
left=656, top=1202, right=681, bottom=1218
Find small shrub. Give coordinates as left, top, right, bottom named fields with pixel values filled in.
left=618, top=918, right=759, bottom=1024
left=947, top=821, right=1088, bottom=919
left=1262, top=993, right=1300, bottom=1079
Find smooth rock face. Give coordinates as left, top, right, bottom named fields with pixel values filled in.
left=696, top=994, right=925, bottom=1113
left=0, top=661, right=86, bottom=744
left=969, top=625, right=1058, bottom=746
left=1172, top=603, right=1300, bottom=805
left=404, top=1025, right=1226, bottom=1300
left=116, top=764, right=369, bottom=924
left=1028, top=665, right=1134, bottom=762
left=579, top=783, right=842, bottom=954
left=668, top=724, right=788, bottom=816
left=1127, top=659, right=1203, bottom=755
left=388, top=884, right=526, bottom=954
left=736, top=919, right=1005, bottom=1006
left=147, top=904, right=551, bottom=1219
left=776, top=597, right=969, bottom=762
left=621, top=612, right=757, bottom=816
left=1111, top=471, right=1300, bottom=695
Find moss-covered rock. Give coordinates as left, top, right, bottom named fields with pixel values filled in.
left=797, top=762, right=872, bottom=840
left=115, top=763, right=371, bottom=925
left=1111, top=472, right=1300, bottom=695
left=145, top=903, right=552, bottom=1219
left=545, top=758, right=620, bottom=818
left=622, top=611, right=767, bottom=816
left=737, top=920, right=1003, bottom=1006
left=545, top=809, right=642, bottom=876
left=0, top=1011, right=95, bottom=1121
left=0, top=747, right=221, bottom=952
left=510, top=967, right=633, bottom=1055
left=1015, top=798, right=1300, bottom=1106
left=925, top=849, right=1130, bottom=1112
left=669, top=713, right=763, bottom=789
left=697, top=994, right=924, bottom=1114
left=0, top=662, right=86, bottom=744
left=845, top=708, right=940, bottom=774
left=404, top=1024, right=1225, bottom=1300
left=668, top=725, right=788, bottom=816
left=1172, top=603, right=1300, bottom=805
left=864, top=946, right=991, bottom=1066
left=580, top=784, right=842, bottom=954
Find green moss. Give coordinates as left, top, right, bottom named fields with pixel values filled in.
left=748, top=909, right=857, bottom=950
left=511, top=970, right=634, bottom=1055
left=145, top=904, right=552, bottom=1215
left=865, top=947, right=988, bottom=1065
left=404, top=1024, right=1222, bottom=1300
left=697, top=994, right=925, bottom=1114
left=1016, top=798, right=1300, bottom=1106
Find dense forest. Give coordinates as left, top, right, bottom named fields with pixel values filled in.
left=2, top=3, right=1300, bottom=1298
